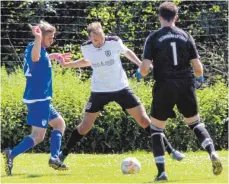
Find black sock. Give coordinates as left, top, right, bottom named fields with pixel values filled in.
left=145, top=126, right=174, bottom=155
left=163, top=136, right=174, bottom=155
left=189, top=120, right=215, bottom=156
left=150, top=125, right=165, bottom=175
left=62, top=129, right=83, bottom=156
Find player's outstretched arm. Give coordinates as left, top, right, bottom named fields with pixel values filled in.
left=123, top=50, right=142, bottom=66
left=49, top=52, right=72, bottom=62
left=60, top=58, right=91, bottom=68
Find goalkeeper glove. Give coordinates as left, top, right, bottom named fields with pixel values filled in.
left=195, top=76, right=205, bottom=83
left=135, top=68, right=142, bottom=80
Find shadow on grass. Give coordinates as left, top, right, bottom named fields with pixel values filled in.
left=1, top=173, right=73, bottom=179
left=27, top=174, right=43, bottom=178
left=27, top=173, right=72, bottom=178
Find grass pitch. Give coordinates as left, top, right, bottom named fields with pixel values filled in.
left=1, top=150, right=228, bottom=183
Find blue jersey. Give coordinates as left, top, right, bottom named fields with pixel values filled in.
left=23, top=42, right=52, bottom=103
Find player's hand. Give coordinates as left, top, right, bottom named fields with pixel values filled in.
left=61, top=52, right=72, bottom=62
left=31, top=26, right=42, bottom=39
left=54, top=53, right=72, bottom=63
left=135, top=68, right=142, bottom=80
left=194, top=76, right=204, bottom=89
left=56, top=54, right=65, bottom=65
left=195, top=76, right=204, bottom=83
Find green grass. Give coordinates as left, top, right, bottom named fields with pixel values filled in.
left=1, top=151, right=228, bottom=183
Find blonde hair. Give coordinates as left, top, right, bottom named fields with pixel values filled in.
left=87, top=22, right=104, bottom=36
left=38, top=20, right=56, bottom=35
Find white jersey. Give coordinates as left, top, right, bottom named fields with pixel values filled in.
left=81, top=36, right=129, bottom=92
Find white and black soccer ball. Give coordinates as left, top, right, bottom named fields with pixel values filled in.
left=121, top=157, right=141, bottom=174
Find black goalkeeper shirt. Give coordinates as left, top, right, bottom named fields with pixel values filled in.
left=143, top=26, right=199, bottom=81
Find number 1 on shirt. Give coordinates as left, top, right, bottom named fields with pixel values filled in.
left=170, top=42, right=178, bottom=66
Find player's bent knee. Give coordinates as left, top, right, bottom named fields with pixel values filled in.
left=56, top=120, right=66, bottom=134
left=31, top=134, right=45, bottom=144
left=50, top=116, right=66, bottom=133
left=138, top=115, right=151, bottom=128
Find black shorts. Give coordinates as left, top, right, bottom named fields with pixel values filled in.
left=151, top=79, right=198, bottom=121
left=85, top=87, right=141, bottom=113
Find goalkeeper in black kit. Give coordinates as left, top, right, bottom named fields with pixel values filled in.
left=136, top=2, right=223, bottom=182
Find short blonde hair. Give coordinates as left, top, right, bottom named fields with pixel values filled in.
left=38, top=20, right=56, bottom=36
left=87, top=22, right=104, bottom=36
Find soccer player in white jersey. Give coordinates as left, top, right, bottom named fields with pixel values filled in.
left=57, top=22, right=184, bottom=164
left=3, top=21, right=71, bottom=176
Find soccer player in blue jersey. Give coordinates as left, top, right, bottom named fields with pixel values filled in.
left=3, top=21, right=71, bottom=176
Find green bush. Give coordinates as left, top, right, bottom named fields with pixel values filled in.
left=1, top=66, right=228, bottom=153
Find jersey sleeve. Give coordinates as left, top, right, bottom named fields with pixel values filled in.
left=143, top=34, right=154, bottom=61
left=26, top=44, right=33, bottom=60
left=81, top=46, right=90, bottom=60
left=24, top=43, right=34, bottom=68
left=117, top=38, right=129, bottom=54
left=188, top=34, right=199, bottom=60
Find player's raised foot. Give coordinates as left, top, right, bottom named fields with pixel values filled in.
left=3, top=148, right=13, bottom=176
left=58, top=151, right=67, bottom=163
left=170, top=150, right=185, bottom=161
left=154, top=172, right=168, bottom=182
left=211, top=152, right=223, bottom=175
left=49, top=157, right=69, bottom=171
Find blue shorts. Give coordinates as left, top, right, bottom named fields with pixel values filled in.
left=25, top=100, right=59, bottom=128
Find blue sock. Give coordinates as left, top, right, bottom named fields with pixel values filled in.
left=10, top=136, right=34, bottom=159
left=50, top=130, right=62, bottom=158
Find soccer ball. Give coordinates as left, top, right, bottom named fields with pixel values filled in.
left=121, top=157, right=141, bottom=174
